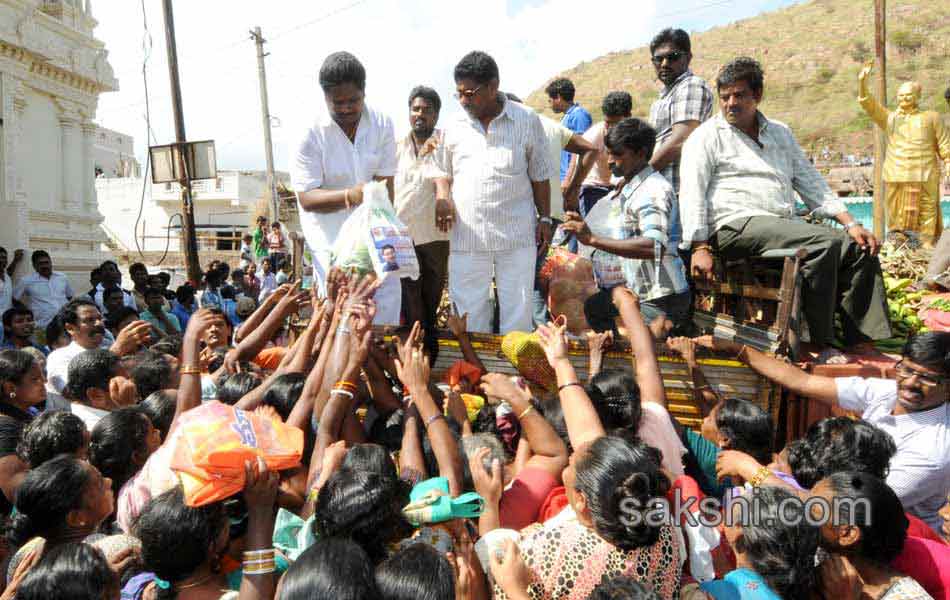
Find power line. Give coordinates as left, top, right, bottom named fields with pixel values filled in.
left=266, top=0, right=369, bottom=43
left=654, top=0, right=735, bottom=20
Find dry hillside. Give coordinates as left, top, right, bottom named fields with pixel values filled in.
left=527, top=0, right=950, bottom=158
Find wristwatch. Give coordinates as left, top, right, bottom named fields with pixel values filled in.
left=539, top=216, right=553, bottom=225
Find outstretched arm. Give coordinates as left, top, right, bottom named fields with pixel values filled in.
left=613, top=287, right=667, bottom=407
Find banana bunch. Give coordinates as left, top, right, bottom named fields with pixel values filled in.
left=876, top=276, right=929, bottom=352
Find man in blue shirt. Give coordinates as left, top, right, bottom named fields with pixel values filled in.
left=546, top=77, right=592, bottom=180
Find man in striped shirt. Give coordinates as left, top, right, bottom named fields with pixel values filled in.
left=435, top=51, right=555, bottom=334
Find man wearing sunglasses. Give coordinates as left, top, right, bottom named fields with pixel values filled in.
left=696, top=331, right=950, bottom=537
left=647, top=28, right=713, bottom=250
left=434, top=51, right=554, bottom=334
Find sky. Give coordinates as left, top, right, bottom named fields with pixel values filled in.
left=92, top=0, right=803, bottom=173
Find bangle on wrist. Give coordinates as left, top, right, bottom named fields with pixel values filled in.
left=558, top=381, right=583, bottom=392
left=539, top=216, right=553, bottom=225
left=181, top=365, right=201, bottom=375
left=748, top=465, right=772, bottom=488
left=517, top=405, right=535, bottom=420
left=424, top=413, right=444, bottom=429
left=693, top=244, right=713, bottom=253
left=344, top=189, right=351, bottom=210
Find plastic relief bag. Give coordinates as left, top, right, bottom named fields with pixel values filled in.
left=169, top=402, right=304, bottom=507
left=331, top=181, right=420, bottom=280
left=540, top=247, right=599, bottom=335
left=578, top=193, right=626, bottom=289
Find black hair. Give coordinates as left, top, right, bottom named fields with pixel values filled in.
left=89, top=407, right=152, bottom=498
left=221, top=286, right=236, bottom=300
left=131, top=352, right=173, bottom=401
left=16, top=542, right=117, bottom=600
left=649, top=27, right=692, bottom=55
left=573, top=435, right=670, bottom=550
left=313, top=467, right=412, bottom=564
left=786, top=417, right=895, bottom=489
left=715, top=398, right=774, bottom=465
left=408, top=85, right=441, bottom=114
left=30, top=250, right=50, bottom=264
left=17, top=411, right=88, bottom=468
left=902, top=331, right=950, bottom=376
left=175, top=284, right=195, bottom=304
left=716, top=56, right=765, bottom=95
left=0, top=415, right=23, bottom=457
left=151, top=334, right=183, bottom=358
left=140, top=390, right=176, bottom=441
left=319, top=51, right=367, bottom=92
left=381, top=244, right=395, bottom=253
left=231, top=268, right=245, bottom=280
left=590, top=576, right=661, bottom=600
left=261, top=373, right=306, bottom=421
left=585, top=369, right=643, bottom=432
left=157, top=272, right=171, bottom=285
left=735, top=486, right=818, bottom=599
left=545, top=77, right=575, bottom=102
left=504, top=92, right=522, bottom=103
left=102, top=286, right=125, bottom=302
left=99, top=260, right=118, bottom=271
left=2, top=306, right=34, bottom=331
left=66, top=349, right=120, bottom=404
left=58, top=298, right=99, bottom=328
left=106, top=307, right=139, bottom=332
left=216, top=372, right=262, bottom=405
left=129, top=262, right=147, bottom=276
left=822, top=472, right=908, bottom=564
left=453, top=51, right=499, bottom=85
left=134, top=486, right=227, bottom=598
left=0, top=348, right=36, bottom=389
left=601, top=91, right=633, bottom=118
left=342, top=443, right=398, bottom=480
left=375, top=543, right=454, bottom=600
left=604, top=118, right=657, bottom=159
left=278, top=538, right=380, bottom=600
left=45, top=315, right=68, bottom=348
left=6, top=455, right=92, bottom=549
left=144, top=286, right=165, bottom=300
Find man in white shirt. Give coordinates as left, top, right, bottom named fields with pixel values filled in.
left=289, top=51, right=399, bottom=324
left=699, top=331, right=950, bottom=536
left=45, top=298, right=151, bottom=404
left=679, top=57, right=890, bottom=352
left=65, top=348, right=136, bottom=430
left=93, top=260, right=136, bottom=313
left=435, top=51, right=555, bottom=334
left=13, top=250, right=73, bottom=331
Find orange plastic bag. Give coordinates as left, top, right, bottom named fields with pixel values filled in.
left=169, top=402, right=304, bottom=507
left=540, top=248, right=599, bottom=335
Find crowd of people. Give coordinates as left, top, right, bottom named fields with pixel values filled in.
left=0, top=25, right=944, bottom=600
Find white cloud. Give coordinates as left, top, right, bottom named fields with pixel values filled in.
left=93, top=0, right=658, bottom=171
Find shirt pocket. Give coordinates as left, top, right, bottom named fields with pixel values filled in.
left=488, top=145, right=521, bottom=176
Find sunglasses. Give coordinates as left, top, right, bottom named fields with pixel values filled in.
left=454, top=84, right=484, bottom=100
left=652, top=51, right=686, bottom=65
left=895, top=360, right=947, bottom=388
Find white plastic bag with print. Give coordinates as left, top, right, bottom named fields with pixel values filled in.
left=330, top=181, right=420, bottom=280
left=577, top=193, right=626, bottom=289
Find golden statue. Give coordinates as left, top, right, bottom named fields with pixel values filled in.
left=858, top=63, right=950, bottom=245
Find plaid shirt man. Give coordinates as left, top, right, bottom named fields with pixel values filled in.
left=617, top=166, right=688, bottom=301
left=649, top=69, right=714, bottom=196
left=679, top=112, right=847, bottom=244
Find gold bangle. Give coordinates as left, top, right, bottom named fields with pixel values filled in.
left=518, top=405, right=535, bottom=420
left=749, top=466, right=772, bottom=488
left=180, top=365, right=201, bottom=375
left=693, top=244, right=713, bottom=252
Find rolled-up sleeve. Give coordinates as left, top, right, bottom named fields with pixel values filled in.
left=526, top=113, right=556, bottom=183
left=788, top=129, right=847, bottom=218
left=290, top=129, right=323, bottom=193
left=678, top=130, right=714, bottom=243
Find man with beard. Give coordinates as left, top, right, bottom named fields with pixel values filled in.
left=290, top=51, right=400, bottom=325
left=435, top=51, right=554, bottom=334
left=13, top=251, right=74, bottom=333
left=45, top=299, right=151, bottom=399
left=679, top=57, right=890, bottom=357
left=647, top=28, right=713, bottom=247
left=0, top=307, right=44, bottom=353
left=694, top=331, right=950, bottom=536
left=395, top=86, right=448, bottom=356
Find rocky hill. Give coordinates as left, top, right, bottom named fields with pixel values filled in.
left=527, top=0, right=950, bottom=160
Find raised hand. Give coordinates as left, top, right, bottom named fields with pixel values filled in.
left=536, top=320, right=570, bottom=366
left=479, top=373, right=532, bottom=406
left=393, top=321, right=429, bottom=390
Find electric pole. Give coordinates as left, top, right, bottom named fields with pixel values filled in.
left=161, top=0, right=202, bottom=284
left=250, top=26, right=280, bottom=223
left=871, top=0, right=887, bottom=239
